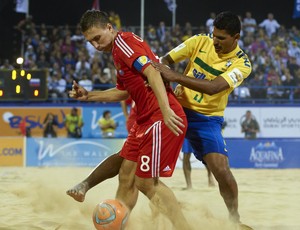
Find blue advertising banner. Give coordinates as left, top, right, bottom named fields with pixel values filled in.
left=227, top=139, right=300, bottom=168
left=82, top=106, right=128, bottom=138
left=293, top=0, right=300, bottom=18
left=26, top=137, right=125, bottom=167
left=25, top=137, right=300, bottom=168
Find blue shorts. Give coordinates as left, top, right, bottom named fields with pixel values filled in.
left=184, top=108, right=228, bottom=162
left=182, top=138, right=193, bottom=153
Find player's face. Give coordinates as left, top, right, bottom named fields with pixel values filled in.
left=83, top=24, right=115, bottom=52
left=212, top=27, right=239, bottom=54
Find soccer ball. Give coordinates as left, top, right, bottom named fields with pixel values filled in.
left=92, top=199, right=129, bottom=230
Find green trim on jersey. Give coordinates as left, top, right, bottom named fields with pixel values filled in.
left=194, top=57, right=224, bottom=77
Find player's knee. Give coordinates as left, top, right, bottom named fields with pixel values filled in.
left=135, top=178, right=154, bottom=198
left=211, top=166, right=231, bottom=181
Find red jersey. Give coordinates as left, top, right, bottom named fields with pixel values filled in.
left=112, top=32, right=183, bottom=124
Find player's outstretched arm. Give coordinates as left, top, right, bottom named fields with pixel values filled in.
left=69, top=80, right=129, bottom=102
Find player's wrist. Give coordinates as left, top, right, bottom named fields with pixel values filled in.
left=175, top=72, right=185, bottom=83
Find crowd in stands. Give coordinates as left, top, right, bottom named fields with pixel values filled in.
left=1, top=11, right=300, bottom=103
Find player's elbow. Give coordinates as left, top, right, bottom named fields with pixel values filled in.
left=205, top=85, right=222, bottom=95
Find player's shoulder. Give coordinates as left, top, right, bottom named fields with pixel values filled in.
left=118, top=31, right=142, bottom=41
left=186, top=33, right=212, bottom=44
left=118, top=31, right=132, bottom=38
left=194, top=33, right=213, bottom=40
left=234, top=48, right=251, bottom=67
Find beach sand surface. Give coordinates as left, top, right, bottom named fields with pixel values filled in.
left=0, top=167, right=299, bottom=230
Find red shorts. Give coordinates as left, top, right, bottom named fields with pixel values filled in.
left=120, top=114, right=187, bottom=178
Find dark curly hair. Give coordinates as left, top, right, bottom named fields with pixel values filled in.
left=213, top=11, right=241, bottom=36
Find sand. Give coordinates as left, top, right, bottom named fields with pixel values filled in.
left=0, top=167, right=299, bottom=230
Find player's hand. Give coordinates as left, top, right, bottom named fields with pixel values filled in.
left=151, top=61, right=181, bottom=82
left=162, top=107, right=185, bottom=136
left=69, top=80, right=88, bottom=101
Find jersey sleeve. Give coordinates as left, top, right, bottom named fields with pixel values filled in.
left=168, top=34, right=203, bottom=63
left=116, top=34, right=153, bottom=73
left=221, top=56, right=252, bottom=89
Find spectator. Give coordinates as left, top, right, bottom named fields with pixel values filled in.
left=146, top=25, right=157, bottom=42
left=287, top=56, right=300, bottom=78
left=288, top=40, right=300, bottom=65
left=241, top=110, right=260, bottom=139
left=49, top=71, right=68, bottom=103
left=24, top=44, right=37, bottom=62
left=91, top=68, right=103, bottom=90
left=23, top=53, right=37, bottom=70
left=97, top=72, right=112, bottom=90
left=205, top=12, right=216, bottom=33
left=70, top=25, right=85, bottom=42
left=266, top=66, right=283, bottom=99
left=259, top=13, right=280, bottom=38
left=16, top=15, right=36, bottom=38
left=248, top=71, right=267, bottom=99
left=156, top=21, right=167, bottom=43
left=63, top=52, right=76, bottom=68
left=78, top=71, right=93, bottom=91
left=64, top=107, right=84, bottom=138
left=281, top=68, right=296, bottom=99
left=75, top=53, right=91, bottom=76
left=63, top=63, right=78, bottom=89
left=233, top=82, right=251, bottom=100
left=43, top=113, right=58, bottom=137
left=0, top=59, right=14, bottom=70
left=98, top=110, right=117, bottom=138
left=243, top=11, right=257, bottom=35
left=36, top=54, right=50, bottom=69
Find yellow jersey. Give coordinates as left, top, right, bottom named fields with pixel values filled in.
left=168, top=33, right=252, bottom=116
left=65, top=114, right=83, bottom=133
left=98, top=118, right=116, bottom=134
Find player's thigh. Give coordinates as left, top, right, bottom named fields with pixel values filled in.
left=203, top=153, right=231, bottom=176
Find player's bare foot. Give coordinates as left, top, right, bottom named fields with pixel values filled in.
left=66, top=182, right=88, bottom=202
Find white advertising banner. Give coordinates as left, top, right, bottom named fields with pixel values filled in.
left=223, top=107, right=300, bottom=138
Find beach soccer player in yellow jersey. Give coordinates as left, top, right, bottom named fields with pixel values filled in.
left=67, top=11, right=253, bottom=229
left=152, top=11, right=253, bottom=229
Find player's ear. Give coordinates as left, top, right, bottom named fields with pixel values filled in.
left=107, top=23, right=114, bottom=31
left=234, top=33, right=240, bottom=41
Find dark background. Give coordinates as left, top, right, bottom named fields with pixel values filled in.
left=0, top=0, right=299, bottom=63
